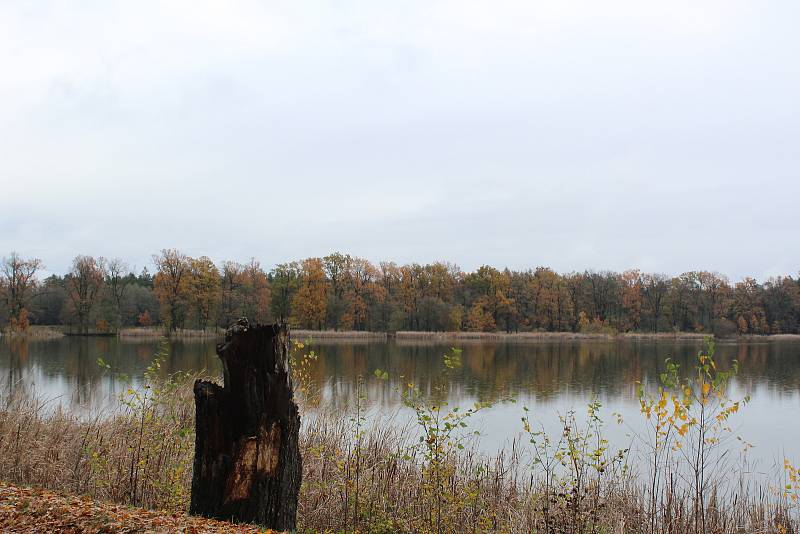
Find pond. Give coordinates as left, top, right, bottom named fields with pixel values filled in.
left=2, top=335, right=799, bottom=472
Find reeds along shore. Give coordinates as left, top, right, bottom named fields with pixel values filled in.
left=394, top=330, right=711, bottom=342
left=117, top=327, right=222, bottom=338
left=0, top=325, right=64, bottom=339
left=1, top=358, right=799, bottom=534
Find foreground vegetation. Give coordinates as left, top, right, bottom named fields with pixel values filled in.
left=0, top=340, right=798, bottom=533
left=3, top=251, right=800, bottom=338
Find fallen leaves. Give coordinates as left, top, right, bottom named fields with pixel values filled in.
left=0, top=481, right=279, bottom=533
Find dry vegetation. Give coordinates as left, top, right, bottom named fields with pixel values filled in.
left=394, top=331, right=711, bottom=342
left=0, top=341, right=798, bottom=533
left=0, top=481, right=273, bottom=533
left=118, top=326, right=223, bottom=339
left=293, top=329, right=388, bottom=340
left=0, top=325, right=63, bottom=339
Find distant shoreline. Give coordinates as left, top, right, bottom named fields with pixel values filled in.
left=290, top=330, right=800, bottom=343
left=5, top=327, right=800, bottom=343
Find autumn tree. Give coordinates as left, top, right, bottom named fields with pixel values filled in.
left=564, top=273, right=585, bottom=331
left=292, top=258, right=327, bottom=329
left=323, top=252, right=351, bottom=329
left=463, top=266, right=517, bottom=332
left=732, top=277, right=766, bottom=334
left=218, top=259, right=272, bottom=327
left=219, top=261, right=244, bottom=327
left=413, top=262, right=460, bottom=331
left=530, top=268, right=563, bottom=330
left=137, top=309, right=152, bottom=326
left=641, top=273, right=669, bottom=332
left=0, top=253, right=44, bottom=328
left=106, top=258, right=131, bottom=330
left=467, top=297, right=496, bottom=331
left=696, top=271, right=731, bottom=333
left=398, top=263, right=424, bottom=330
left=620, top=270, right=643, bottom=331
left=270, top=262, right=300, bottom=322
left=508, top=270, right=533, bottom=330
left=65, top=255, right=106, bottom=334
left=153, top=249, right=192, bottom=331
left=343, top=257, right=382, bottom=330
left=240, top=259, right=272, bottom=324
left=377, top=261, right=402, bottom=330
left=189, top=256, right=221, bottom=330
left=584, top=271, right=620, bottom=325
left=669, top=273, right=699, bottom=332
left=494, top=269, right=518, bottom=333
left=35, top=275, right=67, bottom=326
left=763, top=276, right=800, bottom=333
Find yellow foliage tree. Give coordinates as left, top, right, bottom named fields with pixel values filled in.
left=189, top=256, right=221, bottom=330
left=292, top=258, right=327, bottom=329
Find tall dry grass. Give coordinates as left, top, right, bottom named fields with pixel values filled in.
left=118, top=327, right=222, bottom=339
left=293, top=329, right=388, bottom=340
left=0, top=356, right=196, bottom=511
left=395, top=331, right=710, bottom=343
left=0, top=325, right=64, bottom=339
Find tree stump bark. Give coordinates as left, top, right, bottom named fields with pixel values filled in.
left=190, top=320, right=301, bottom=531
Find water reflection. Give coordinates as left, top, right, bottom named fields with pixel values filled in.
left=305, top=339, right=800, bottom=407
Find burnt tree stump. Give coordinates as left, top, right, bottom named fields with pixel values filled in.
left=190, top=320, right=301, bottom=530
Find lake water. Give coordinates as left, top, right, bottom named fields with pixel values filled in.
left=2, top=335, right=799, bottom=472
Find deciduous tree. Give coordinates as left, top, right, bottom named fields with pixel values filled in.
left=270, top=262, right=300, bottom=322
left=189, top=256, right=221, bottom=330
left=106, top=258, right=131, bottom=330
left=65, top=255, right=106, bottom=334
left=153, top=249, right=192, bottom=331
left=642, top=273, right=669, bottom=333
left=1, top=253, right=43, bottom=327
left=292, top=258, right=327, bottom=329
left=241, top=259, right=272, bottom=324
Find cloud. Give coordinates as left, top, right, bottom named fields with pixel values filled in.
left=1, top=1, right=798, bottom=279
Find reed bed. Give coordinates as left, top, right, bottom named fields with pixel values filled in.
left=293, top=329, right=388, bottom=340
left=118, top=327, right=223, bottom=339
left=395, top=331, right=612, bottom=343
left=394, top=331, right=712, bottom=343
left=0, top=325, right=64, bottom=339
left=1, top=371, right=798, bottom=534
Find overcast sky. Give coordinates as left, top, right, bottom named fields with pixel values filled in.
left=1, top=1, right=798, bottom=280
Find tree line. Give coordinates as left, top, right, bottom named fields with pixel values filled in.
left=2, top=250, right=799, bottom=335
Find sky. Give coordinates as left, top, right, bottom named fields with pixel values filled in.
left=1, top=1, right=799, bottom=280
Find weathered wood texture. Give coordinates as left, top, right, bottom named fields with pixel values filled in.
left=190, top=320, right=301, bottom=530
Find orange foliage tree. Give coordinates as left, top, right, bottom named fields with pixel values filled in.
left=153, top=249, right=192, bottom=331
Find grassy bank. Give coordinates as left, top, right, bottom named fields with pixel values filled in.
left=0, top=344, right=798, bottom=533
